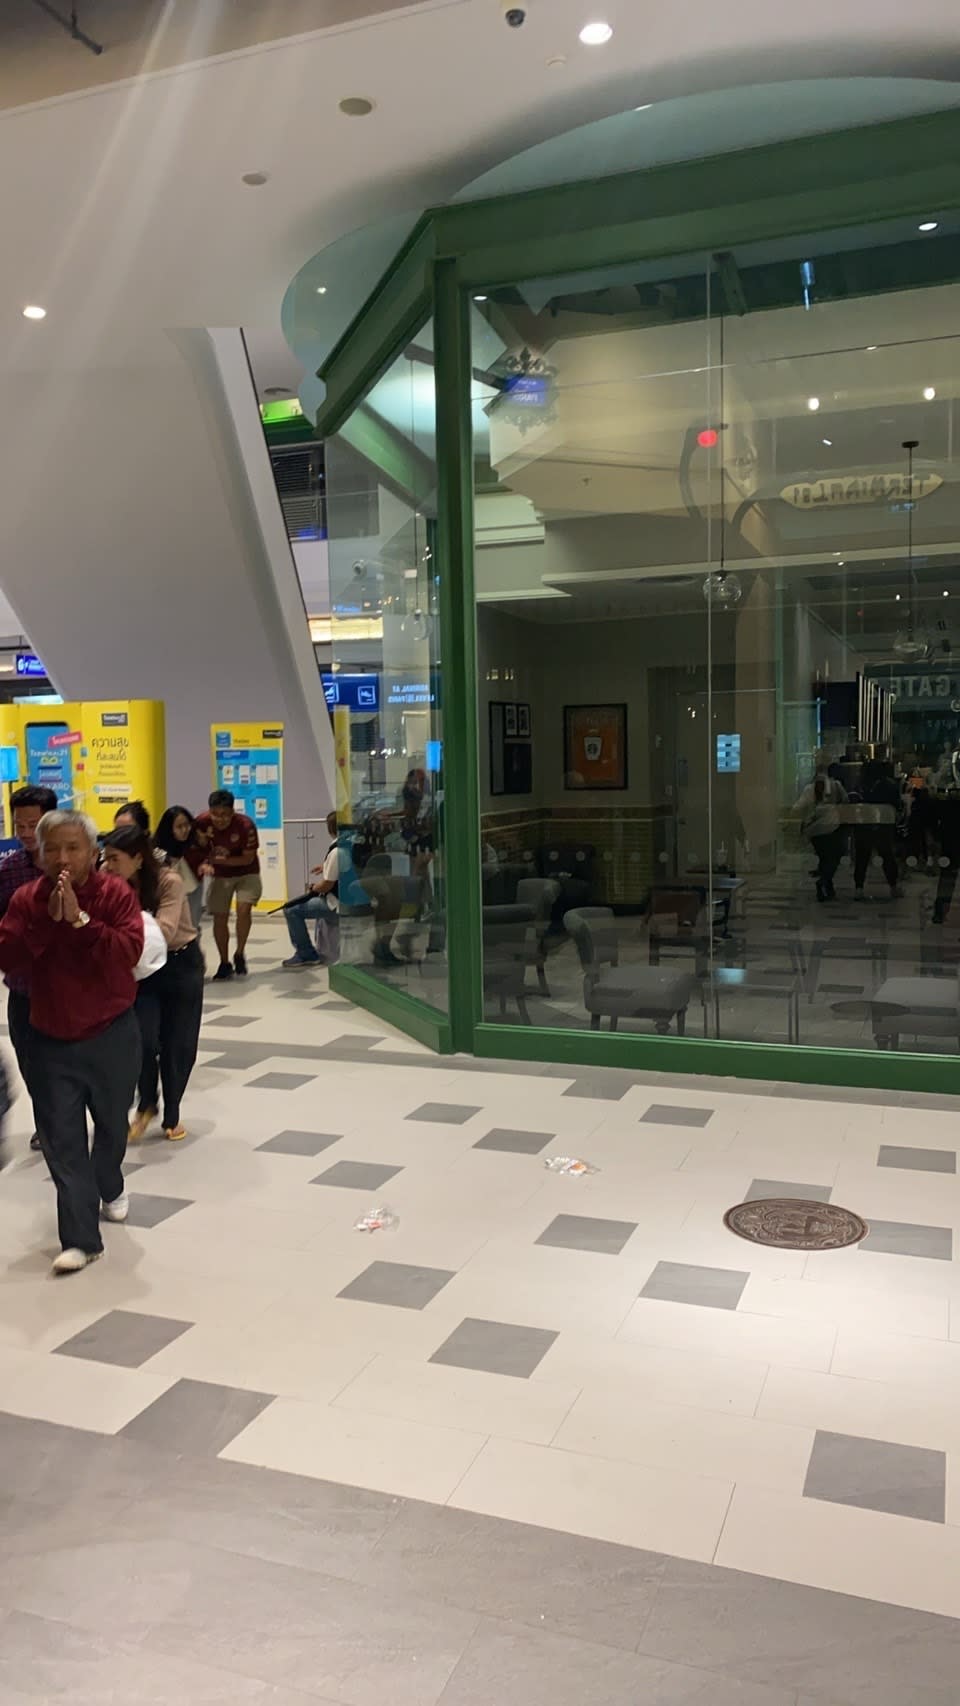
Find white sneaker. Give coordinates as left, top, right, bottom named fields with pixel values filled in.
left=101, top=1192, right=129, bottom=1224
left=52, top=1247, right=102, bottom=1276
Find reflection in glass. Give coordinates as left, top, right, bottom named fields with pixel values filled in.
left=472, top=221, right=960, bottom=1055
left=324, top=327, right=447, bottom=1011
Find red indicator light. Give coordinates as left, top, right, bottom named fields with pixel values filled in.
left=697, top=428, right=719, bottom=449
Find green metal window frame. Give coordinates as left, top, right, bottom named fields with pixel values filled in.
left=327, top=105, right=960, bottom=1095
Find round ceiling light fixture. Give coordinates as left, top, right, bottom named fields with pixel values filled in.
left=918, top=220, right=939, bottom=232
left=241, top=171, right=269, bottom=186
left=339, top=96, right=375, bottom=117
left=22, top=305, right=46, bottom=320
left=924, top=386, right=937, bottom=401
left=702, top=569, right=743, bottom=608
left=579, top=20, right=613, bottom=44
left=315, top=285, right=327, bottom=295
left=807, top=396, right=820, bottom=412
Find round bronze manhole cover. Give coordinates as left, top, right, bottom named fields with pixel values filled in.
left=724, top=1198, right=868, bottom=1251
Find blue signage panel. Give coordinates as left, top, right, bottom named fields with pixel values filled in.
left=322, top=673, right=380, bottom=713
left=716, top=733, right=742, bottom=774
left=16, top=653, right=47, bottom=678
left=213, top=746, right=283, bottom=832
left=25, top=721, right=74, bottom=805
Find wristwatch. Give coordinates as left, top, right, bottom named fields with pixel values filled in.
left=72, top=911, right=90, bottom=929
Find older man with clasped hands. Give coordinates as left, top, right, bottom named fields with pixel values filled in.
left=0, top=810, right=143, bottom=1274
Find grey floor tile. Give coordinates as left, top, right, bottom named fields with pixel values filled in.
left=430, top=1318, right=558, bottom=1379
left=139, top=1544, right=480, bottom=1703
left=640, top=1555, right=960, bottom=1705
left=53, top=1309, right=192, bottom=1369
left=859, top=1218, right=953, bottom=1260
left=119, top=1379, right=275, bottom=1456
left=125, top=1192, right=194, bottom=1229
left=536, top=1213, right=637, bottom=1256
left=246, top=1072, right=317, bottom=1090
left=436, top=1616, right=795, bottom=1706
left=121, top=1450, right=401, bottom=1578
left=745, top=1178, right=833, bottom=1203
left=314, top=999, right=356, bottom=1011
left=356, top=1503, right=665, bottom=1649
left=473, top=1128, right=554, bottom=1155
left=406, top=1102, right=481, bottom=1124
left=0, top=1608, right=308, bottom=1704
left=640, top=1103, right=715, bottom=1127
left=256, top=1129, right=342, bottom=1157
left=804, top=1428, right=946, bottom=1523
left=203, top=1014, right=260, bottom=1028
left=877, top=1144, right=957, bottom=1175
left=640, top=1260, right=749, bottom=1310
left=560, top=1076, right=632, bottom=1101
left=312, top=1160, right=403, bottom=1191
left=338, top=1260, right=456, bottom=1310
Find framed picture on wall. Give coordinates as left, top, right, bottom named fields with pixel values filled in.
left=490, top=702, right=533, bottom=796
left=564, top=703, right=627, bottom=790
left=517, top=703, right=531, bottom=738
left=504, top=703, right=518, bottom=737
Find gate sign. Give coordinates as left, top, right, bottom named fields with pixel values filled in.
left=781, top=471, right=942, bottom=509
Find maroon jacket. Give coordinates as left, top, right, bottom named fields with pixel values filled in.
left=0, top=869, right=143, bottom=1041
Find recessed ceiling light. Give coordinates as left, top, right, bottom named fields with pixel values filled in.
left=924, top=386, right=937, bottom=400
left=546, top=54, right=567, bottom=67
left=944, top=589, right=951, bottom=597
left=895, top=593, right=902, bottom=601
left=807, top=396, right=820, bottom=412
left=473, top=294, right=488, bottom=303
left=22, top=305, right=46, bottom=320
left=241, top=171, right=269, bottom=186
left=579, top=21, right=613, bottom=44
left=919, top=220, right=939, bottom=232
left=866, top=345, right=878, bottom=352
left=339, top=96, right=375, bottom=117
left=315, top=285, right=327, bottom=295
left=634, top=103, right=653, bottom=111
left=822, top=438, right=833, bottom=446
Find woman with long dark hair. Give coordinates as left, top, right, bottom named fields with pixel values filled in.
left=154, top=805, right=206, bottom=930
left=101, top=825, right=204, bottom=1142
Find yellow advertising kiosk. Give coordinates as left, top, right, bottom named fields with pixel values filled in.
left=0, top=701, right=166, bottom=835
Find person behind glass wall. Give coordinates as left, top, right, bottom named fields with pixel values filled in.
left=0, top=784, right=57, bottom=1152
left=0, top=811, right=143, bottom=1275
left=795, top=768, right=848, bottom=902
left=114, top=800, right=151, bottom=834
left=282, top=810, right=341, bottom=969
left=154, top=805, right=206, bottom=931
left=853, top=760, right=903, bottom=901
left=102, top=826, right=204, bottom=1144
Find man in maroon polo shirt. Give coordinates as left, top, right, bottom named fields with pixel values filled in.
left=0, top=810, right=143, bottom=1275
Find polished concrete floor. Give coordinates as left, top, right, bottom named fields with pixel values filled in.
left=2, top=926, right=960, bottom=1703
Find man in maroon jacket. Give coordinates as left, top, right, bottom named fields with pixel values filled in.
left=0, top=810, right=144, bottom=1275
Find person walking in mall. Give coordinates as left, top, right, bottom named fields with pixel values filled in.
left=195, top=788, right=261, bottom=980
left=114, top=800, right=151, bottom=834
left=0, top=810, right=143, bottom=1275
left=154, top=804, right=207, bottom=930
left=282, top=810, right=341, bottom=968
left=102, top=825, right=204, bottom=1143
left=796, top=769, right=849, bottom=902
left=853, top=759, right=903, bottom=901
left=0, top=784, right=57, bottom=1152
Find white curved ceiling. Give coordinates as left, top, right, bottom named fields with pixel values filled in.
left=2, top=0, right=960, bottom=386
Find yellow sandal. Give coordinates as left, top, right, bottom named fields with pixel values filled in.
left=128, top=1108, right=156, bottom=1143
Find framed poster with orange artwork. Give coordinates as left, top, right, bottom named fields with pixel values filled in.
left=564, top=703, right=627, bottom=791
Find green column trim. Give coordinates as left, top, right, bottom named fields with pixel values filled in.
left=314, top=221, right=434, bottom=441
left=329, top=964, right=453, bottom=1052
left=338, top=401, right=437, bottom=509
left=434, top=258, right=483, bottom=1053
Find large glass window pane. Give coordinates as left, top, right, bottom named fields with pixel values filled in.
left=471, top=260, right=713, bottom=1035
left=325, top=325, right=446, bottom=1010
left=712, top=221, right=960, bottom=1053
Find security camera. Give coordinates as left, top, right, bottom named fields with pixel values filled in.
left=501, top=0, right=527, bottom=25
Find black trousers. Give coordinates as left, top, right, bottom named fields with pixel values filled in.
left=7, top=987, right=45, bottom=1143
left=853, top=826, right=898, bottom=890
left=30, top=1008, right=141, bottom=1256
left=135, top=939, right=204, bottom=1128
left=810, top=830, right=843, bottom=896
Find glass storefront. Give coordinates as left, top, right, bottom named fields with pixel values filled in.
left=325, top=325, right=447, bottom=1013
left=317, top=107, right=960, bottom=1086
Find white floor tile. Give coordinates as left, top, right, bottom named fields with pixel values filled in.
left=739, top=1273, right=950, bottom=1340
left=533, top=1331, right=768, bottom=1417
left=222, top=1395, right=487, bottom=1503
left=554, top=1390, right=814, bottom=1491
left=333, top=1354, right=580, bottom=1445
left=618, top=1295, right=837, bottom=1371
left=0, top=1342, right=176, bottom=1433
left=716, top=1481, right=960, bottom=1618
left=450, top=1435, right=733, bottom=1560
left=758, top=1363, right=960, bottom=1453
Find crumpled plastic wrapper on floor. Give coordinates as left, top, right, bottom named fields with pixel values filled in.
left=353, top=1205, right=400, bottom=1233
left=543, top=1156, right=600, bottom=1176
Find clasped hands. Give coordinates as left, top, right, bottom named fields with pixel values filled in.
left=48, top=869, right=81, bottom=925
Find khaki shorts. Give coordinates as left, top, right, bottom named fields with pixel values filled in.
left=208, top=874, right=263, bottom=914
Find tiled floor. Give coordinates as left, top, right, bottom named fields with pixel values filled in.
left=3, top=932, right=960, bottom=1701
